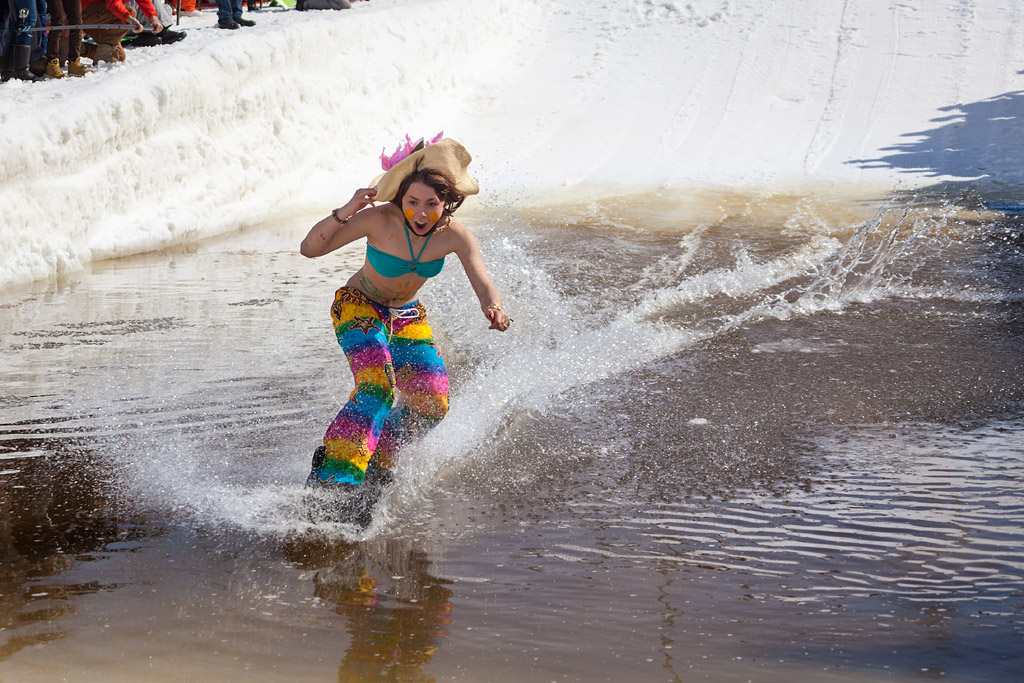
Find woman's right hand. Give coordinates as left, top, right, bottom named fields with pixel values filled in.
left=300, top=188, right=377, bottom=258
left=339, top=188, right=378, bottom=220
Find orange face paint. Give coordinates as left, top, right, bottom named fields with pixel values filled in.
left=427, top=211, right=441, bottom=224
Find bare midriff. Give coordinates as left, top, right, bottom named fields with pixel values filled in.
left=346, top=265, right=426, bottom=307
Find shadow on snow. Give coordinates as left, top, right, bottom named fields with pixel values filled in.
left=849, top=89, right=1024, bottom=198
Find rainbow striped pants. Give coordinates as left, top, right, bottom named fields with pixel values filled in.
left=314, top=287, right=449, bottom=486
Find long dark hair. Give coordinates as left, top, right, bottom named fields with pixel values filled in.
left=391, top=165, right=466, bottom=218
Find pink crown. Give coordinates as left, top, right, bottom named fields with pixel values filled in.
left=380, top=132, right=444, bottom=171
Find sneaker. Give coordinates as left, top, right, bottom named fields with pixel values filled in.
left=217, top=18, right=240, bottom=28
left=157, top=27, right=187, bottom=44
left=181, top=9, right=202, bottom=16
left=235, top=17, right=255, bottom=26
left=44, top=58, right=66, bottom=79
left=67, top=59, right=94, bottom=77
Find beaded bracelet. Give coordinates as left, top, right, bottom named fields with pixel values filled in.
left=331, top=208, right=349, bottom=224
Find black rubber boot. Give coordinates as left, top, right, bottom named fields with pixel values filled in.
left=304, top=446, right=394, bottom=528
left=2, top=44, right=41, bottom=82
left=341, top=466, right=394, bottom=528
left=305, top=445, right=327, bottom=488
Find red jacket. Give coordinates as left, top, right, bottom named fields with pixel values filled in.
left=81, top=0, right=159, bottom=23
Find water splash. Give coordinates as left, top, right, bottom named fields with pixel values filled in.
left=388, top=196, right=959, bottom=516
left=62, top=192, right=998, bottom=539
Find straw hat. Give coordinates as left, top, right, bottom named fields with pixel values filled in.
left=370, top=138, right=479, bottom=203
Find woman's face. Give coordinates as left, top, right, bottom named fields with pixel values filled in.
left=401, top=182, right=444, bottom=235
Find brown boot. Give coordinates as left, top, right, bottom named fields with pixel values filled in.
left=82, top=41, right=118, bottom=65
left=45, top=58, right=66, bottom=79
left=67, top=59, right=94, bottom=77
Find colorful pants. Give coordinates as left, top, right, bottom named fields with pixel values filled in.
left=316, top=287, right=449, bottom=485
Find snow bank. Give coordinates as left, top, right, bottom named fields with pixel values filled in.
left=1, top=0, right=1023, bottom=290
left=0, top=0, right=547, bottom=288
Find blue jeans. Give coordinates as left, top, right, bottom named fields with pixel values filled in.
left=215, top=0, right=242, bottom=22
left=5, top=0, right=46, bottom=48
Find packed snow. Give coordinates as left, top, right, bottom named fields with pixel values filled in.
left=1, top=0, right=1022, bottom=289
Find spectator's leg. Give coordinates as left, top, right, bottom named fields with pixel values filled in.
left=150, top=1, right=186, bottom=42
left=80, top=2, right=129, bottom=63
left=149, top=0, right=173, bottom=27
left=214, top=0, right=233, bottom=24
left=63, top=0, right=82, bottom=63
left=1, top=0, right=40, bottom=81
left=45, top=0, right=67, bottom=78
left=63, top=0, right=91, bottom=74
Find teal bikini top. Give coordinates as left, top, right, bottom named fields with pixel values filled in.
left=366, top=224, right=445, bottom=279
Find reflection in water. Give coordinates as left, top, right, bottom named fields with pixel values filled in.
left=0, top=437, right=127, bottom=660
left=0, top=196, right=1019, bottom=680
left=283, top=535, right=453, bottom=681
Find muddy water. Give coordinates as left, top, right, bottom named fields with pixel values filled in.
left=0, top=190, right=1022, bottom=681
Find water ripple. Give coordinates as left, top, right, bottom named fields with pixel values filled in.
left=560, top=423, right=1024, bottom=605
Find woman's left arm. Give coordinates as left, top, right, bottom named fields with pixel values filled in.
left=454, top=225, right=511, bottom=332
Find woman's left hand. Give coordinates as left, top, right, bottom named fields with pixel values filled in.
left=485, top=305, right=512, bottom=332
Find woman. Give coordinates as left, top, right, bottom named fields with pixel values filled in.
left=300, top=138, right=511, bottom=497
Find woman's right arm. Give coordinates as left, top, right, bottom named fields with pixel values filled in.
left=300, top=188, right=378, bottom=258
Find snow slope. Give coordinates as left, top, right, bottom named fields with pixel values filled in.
left=1, top=0, right=1022, bottom=289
